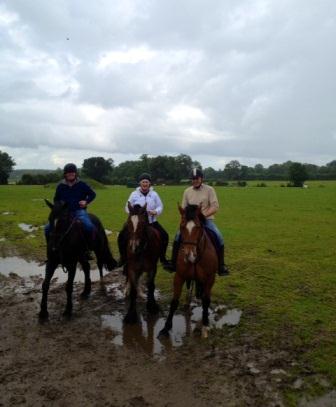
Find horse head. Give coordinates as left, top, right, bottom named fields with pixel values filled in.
left=178, top=204, right=205, bottom=264
left=45, top=199, right=71, bottom=252
left=127, top=202, right=149, bottom=254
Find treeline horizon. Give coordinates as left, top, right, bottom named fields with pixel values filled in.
left=11, top=154, right=336, bottom=185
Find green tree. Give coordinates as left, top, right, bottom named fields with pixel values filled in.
left=288, top=162, right=308, bottom=187
left=0, top=151, right=15, bottom=184
left=82, top=157, right=114, bottom=183
left=223, top=160, right=242, bottom=180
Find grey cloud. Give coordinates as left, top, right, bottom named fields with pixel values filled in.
left=0, top=0, right=336, bottom=169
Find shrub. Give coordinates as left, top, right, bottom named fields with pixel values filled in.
left=216, top=180, right=229, bottom=186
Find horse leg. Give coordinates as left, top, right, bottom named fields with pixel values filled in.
left=39, top=261, right=57, bottom=320
left=201, top=284, right=212, bottom=339
left=124, top=273, right=139, bottom=324
left=158, top=274, right=185, bottom=337
left=81, top=261, right=91, bottom=299
left=63, top=263, right=76, bottom=317
left=146, top=264, right=160, bottom=314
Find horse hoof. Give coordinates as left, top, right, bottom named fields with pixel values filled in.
left=158, top=328, right=170, bottom=338
left=147, top=302, right=160, bottom=314
left=80, top=291, right=90, bottom=299
left=123, top=312, right=138, bottom=324
left=39, top=310, right=49, bottom=320
left=202, top=326, right=210, bottom=339
left=63, top=309, right=72, bottom=318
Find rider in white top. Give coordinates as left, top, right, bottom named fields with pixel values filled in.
left=125, top=186, right=163, bottom=224
left=118, top=173, right=170, bottom=268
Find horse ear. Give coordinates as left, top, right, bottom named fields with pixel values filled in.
left=178, top=203, right=184, bottom=215
left=45, top=199, right=54, bottom=209
left=127, top=201, right=133, bottom=214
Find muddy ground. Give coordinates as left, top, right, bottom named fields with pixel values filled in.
left=0, top=267, right=304, bottom=407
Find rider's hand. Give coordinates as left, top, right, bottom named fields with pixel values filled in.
left=79, top=200, right=87, bottom=208
left=148, top=210, right=157, bottom=216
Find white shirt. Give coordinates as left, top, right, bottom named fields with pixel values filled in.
left=125, top=187, right=163, bottom=224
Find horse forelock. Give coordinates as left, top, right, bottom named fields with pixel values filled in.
left=185, top=205, right=198, bottom=221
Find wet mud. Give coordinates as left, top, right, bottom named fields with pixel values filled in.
left=0, top=258, right=318, bottom=406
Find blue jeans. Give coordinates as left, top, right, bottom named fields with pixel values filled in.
left=174, top=219, right=224, bottom=247
left=45, top=209, right=94, bottom=238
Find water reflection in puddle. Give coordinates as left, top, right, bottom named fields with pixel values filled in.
left=0, top=256, right=106, bottom=283
left=101, top=304, right=242, bottom=356
left=18, top=223, right=39, bottom=233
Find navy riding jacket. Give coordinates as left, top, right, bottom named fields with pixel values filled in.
left=54, top=180, right=96, bottom=212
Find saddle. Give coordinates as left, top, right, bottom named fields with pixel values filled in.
left=204, top=228, right=221, bottom=255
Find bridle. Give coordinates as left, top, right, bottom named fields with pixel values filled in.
left=180, top=224, right=206, bottom=264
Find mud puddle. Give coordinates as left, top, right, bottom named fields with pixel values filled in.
left=101, top=303, right=242, bottom=358
left=0, top=256, right=107, bottom=283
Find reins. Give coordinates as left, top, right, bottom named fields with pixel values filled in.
left=51, top=216, right=78, bottom=273
left=181, top=228, right=206, bottom=264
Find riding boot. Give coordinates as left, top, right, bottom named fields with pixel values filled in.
left=218, top=245, right=229, bottom=276
left=117, top=227, right=128, bottom=268
left=159, top=235, right=170, bottom=267
left=163, top=240, right=179, bottom=272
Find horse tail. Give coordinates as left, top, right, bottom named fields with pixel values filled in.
left=102, top=232, right=117, bottom=271
left=89, top=214, right=117, bottom=271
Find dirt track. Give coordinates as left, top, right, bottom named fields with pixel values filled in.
left=0, top=269, right=289, bottom=407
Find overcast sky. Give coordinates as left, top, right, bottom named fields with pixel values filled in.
left=0, top=0, right=335, bottom=170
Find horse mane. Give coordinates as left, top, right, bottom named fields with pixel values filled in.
left=185, top=204, right=206, bottom=224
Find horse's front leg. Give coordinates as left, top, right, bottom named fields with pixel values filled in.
left=201, top=280, right=214, bottom=338
left=80, top=260, right=91, bottom=299
left=124, top=271, right=139, bottom=324
left=146, top=263, right=160, bottom=314
left=158, top=273, right=185, bottom=337
left=39, top=260, right=57, bottom=320
left=63, top=262, right=76, bottom=317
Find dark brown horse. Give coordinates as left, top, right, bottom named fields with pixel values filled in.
left=123, top=203, right=161, bottom=324
left=159, top=204, right=218, bottom=338
left=39, top=200, right=117, bottom=320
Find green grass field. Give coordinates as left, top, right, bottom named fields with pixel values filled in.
left=0, top=181, right=336, bottom=404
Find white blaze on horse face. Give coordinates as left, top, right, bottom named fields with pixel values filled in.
left=54, top=219, right=58, bottom=228
left=188, top=250, right=197, bottom=263
left=186, top=220, right=195, bottom=235
left=131, top=215, right=139, bottom=232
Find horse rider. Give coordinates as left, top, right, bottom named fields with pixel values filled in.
left=44, top=163, right=96, bottom=252
left=164, top=168, right=229, bottom=276
left=118, top=172, right=170, bottom=268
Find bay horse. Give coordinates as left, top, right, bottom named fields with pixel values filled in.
left=39, top=200, right=117, bottom=319
left=159, top=204, right=218, bottom=338
left=123, top=202, right=161, bottom=324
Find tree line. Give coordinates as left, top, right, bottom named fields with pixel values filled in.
left=1, top=149, right=336, bottom=186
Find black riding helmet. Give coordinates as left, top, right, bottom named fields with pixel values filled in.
left=189, top=168, right=204, bottom=179
left=63, top=163, right=78, bottom=175
left=138, top=172, right=152, bottom=183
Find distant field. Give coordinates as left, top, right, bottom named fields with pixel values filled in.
left=1, top=182, right=336, bottom=403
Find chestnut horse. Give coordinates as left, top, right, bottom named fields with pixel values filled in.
left=159, top=204, right=218, bottom=338
left=123, top=203, right=161, bottom=324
